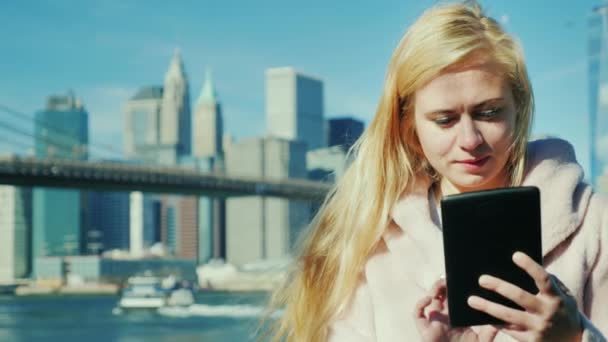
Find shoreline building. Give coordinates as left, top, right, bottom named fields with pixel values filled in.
left=0, top=185, right=32, bottom=281
left=88, top=190, right=130, bottom=253
left=33, top=93, right=88, bottom=277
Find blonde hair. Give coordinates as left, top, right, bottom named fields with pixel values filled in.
left=263, top=1, right=534, bottom=341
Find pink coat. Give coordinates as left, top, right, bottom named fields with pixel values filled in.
left=329, top=139, right=608, bottom=341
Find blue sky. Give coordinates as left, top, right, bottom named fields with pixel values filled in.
left=0, top=0, right=599, bottom=178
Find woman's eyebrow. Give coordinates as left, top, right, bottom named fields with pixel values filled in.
left=423, top=109, right=456, bottom=117
left=471, top=97, right=505, bottom=110
left=423, top=97, right=505, bottom=117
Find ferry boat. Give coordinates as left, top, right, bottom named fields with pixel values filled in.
left=118, top=275, right=167, bottom=309
left=118, top=274, right=195, bottom=310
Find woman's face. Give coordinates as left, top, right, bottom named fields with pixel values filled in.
left=413, top=60, right=516, bottom=194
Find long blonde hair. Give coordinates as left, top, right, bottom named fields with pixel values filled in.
left=264, top=2, right=534, bottom=341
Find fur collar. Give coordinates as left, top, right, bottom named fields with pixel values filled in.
left=382, top=138, right=593, bottom=289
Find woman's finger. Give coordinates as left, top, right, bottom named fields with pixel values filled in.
left=467, top=295, right=536, bottom=328
left=425, top=297, right=443, bottom=319
left=414, top=296, right=432, bottom=329
left=415, top=296, right=432, bottom=317
left=478, top=274, right=542, bottom=313
left=427, top=298, right=449, bottom=324
left=430, top=277, right=447, bottom=299
left=512, top=251, right=551, bottom=293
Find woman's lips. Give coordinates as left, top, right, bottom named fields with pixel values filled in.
left=455, top=156, right=490, bottom=171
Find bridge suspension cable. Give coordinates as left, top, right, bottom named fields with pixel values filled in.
left=0, top=103, right=124, bottom=159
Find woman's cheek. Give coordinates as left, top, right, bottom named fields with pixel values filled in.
left=435, top=133, right=457, bottom=157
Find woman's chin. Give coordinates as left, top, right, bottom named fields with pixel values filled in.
left=446, top=173, right=503, bottom=193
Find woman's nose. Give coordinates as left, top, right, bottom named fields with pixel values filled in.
left=458, top=116, right=483, bottom=151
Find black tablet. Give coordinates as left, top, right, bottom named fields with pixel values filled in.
left=440, top=186, right=543, bottom=327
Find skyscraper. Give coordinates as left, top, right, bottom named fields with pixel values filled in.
left=589, top=4, right=608, bottom=187
left=307, top=117, right=364, bottom=183
left=0, top=185, right=32, bottom=281
left=266, top=67, right=324, bottom=151
left=124, top=51, right=191, bottom=258
left=178, top=156, right=226, bottom=264
left=191, top=70, right=226, bottom=264
left=88, top=190, right=130, bottom=253
left=33, top=93, right=88, bottom=275
left=327, top=117, right=364, bottom=149
left=129, top=192, right=162, bottom=256
left=225, top=137, right=309, bottom=266
left=159, top=50, right=191, bottom=165
left=160, top=197, right=179, bottom=255
left=176, top=196, right=198, bottom=261
left=124, top=86, right=163, bottom=163
left=193, top=70, right=223, bottom=157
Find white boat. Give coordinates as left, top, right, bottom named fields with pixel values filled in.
left=118, top=275, right=167, bottom=309
left=118, top=274, right=195, bottom=310
left=167, top=287, right=195, bottom=307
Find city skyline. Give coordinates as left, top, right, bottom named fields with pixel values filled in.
left=0, top=0, right=600, bottom=181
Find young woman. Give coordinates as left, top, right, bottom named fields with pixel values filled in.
left=266, top=2, right=608, bottom=341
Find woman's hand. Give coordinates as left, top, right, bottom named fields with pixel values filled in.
left=467, top=251, right=583, bottom=342
left=414, top=278, right=499, bottom=342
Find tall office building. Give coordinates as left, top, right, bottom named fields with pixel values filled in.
left=159, top=197, right=179, bottom=256
left=124, top=50, right=191, bottom=256
left=143, top=198, right=162, bottom=248
left=327, top=117, right=364, bottom=149
left=159, top=50, right=191, bottom=165
left=225, top=137, right=309, bottom=266
left=199, top=189, right=226, bottom=263
left=191, top=71, right=225, bottom=263
left=307, top=145, right=350, bottom=182
left=143, top=189, right=197, bottom=261
left=0, top=186, right=32, bottom=281
left=266, top=67, right=324, bottom=150
left=129, top=192, right=162, bottom=257
left=176, top=196, right=198, bottom=261
left=88, top=190, right=130, bottom=253
left=193, top=70, right=223, bottom=157
left=124, top=86, right=163, bottom=163
left=589, top=4, right=608, bottom=188
left=178, top=156, right=226, bottom=264
left=154, top=193, right=200, bottom=261
left=124, top=86, right=167, bottom=256
left=307, top=117, right=364, bottom=183
left=33, top=93, right=88, bottom=275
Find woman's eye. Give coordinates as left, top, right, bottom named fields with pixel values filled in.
left=476, top=108, right=502, bottom=119
left=434, top=117, right=454, bottom=126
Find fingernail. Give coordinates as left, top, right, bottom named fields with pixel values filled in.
left=513, top=251, right=524, bottom=261
left=479, top=274, right=490, bottom=286
left=467, top=296, right=481, bottom=308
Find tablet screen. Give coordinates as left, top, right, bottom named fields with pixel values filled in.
left=440, top=186, right=542, bottom=327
